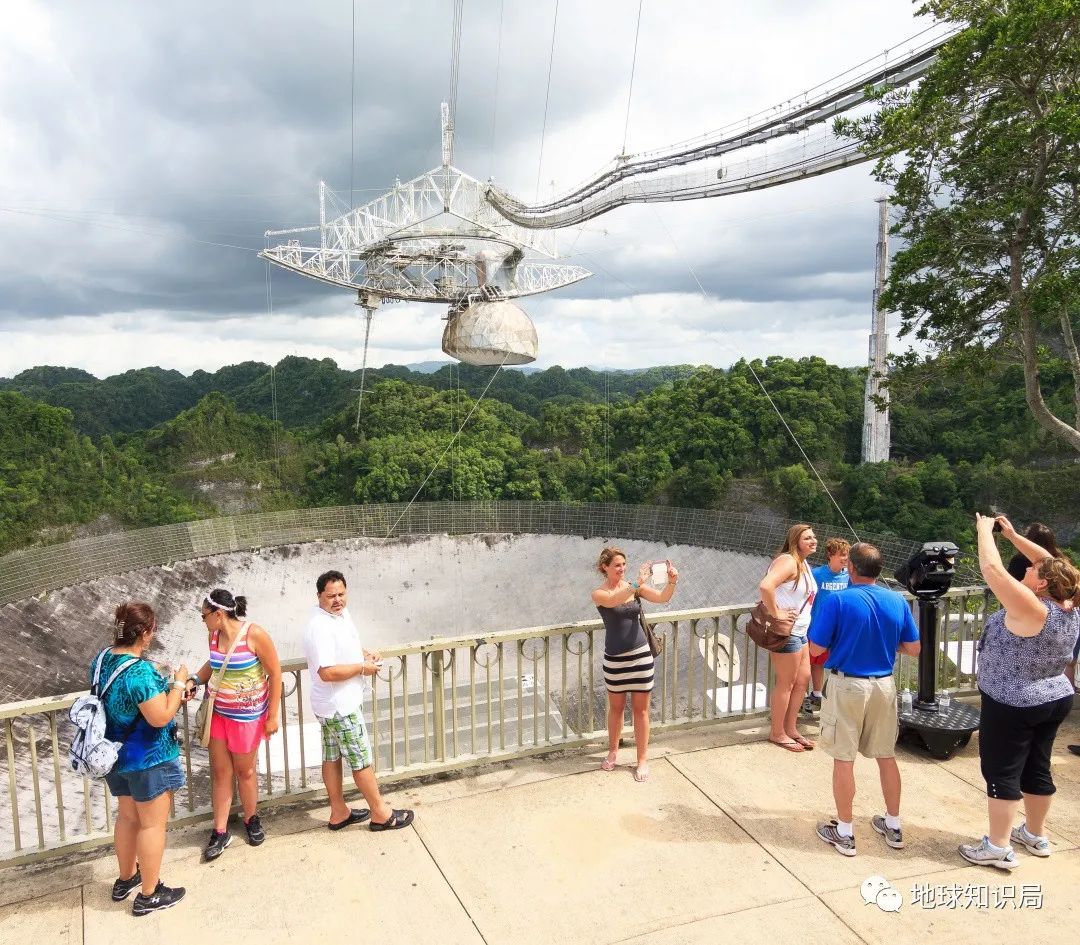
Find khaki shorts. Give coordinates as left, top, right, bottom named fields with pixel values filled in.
left=819, top=673, right=898, bottom=761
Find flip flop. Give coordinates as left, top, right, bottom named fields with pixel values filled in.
left=792, top=735, right=816, bottom=750
left=327, top=808, right=371, bottom=831
left=633, top=765, right=650, bottom=782
left=601, top=756, right=617, bottom=772
left=769, top=737, right=805, bottom=753
left=369, top=809, right=415, bottom=832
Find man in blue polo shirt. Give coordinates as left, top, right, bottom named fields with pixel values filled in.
left=808, top=542, right=921, bottom=857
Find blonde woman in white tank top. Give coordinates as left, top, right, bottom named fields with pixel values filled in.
left=759, top=524, right=819, bottom=752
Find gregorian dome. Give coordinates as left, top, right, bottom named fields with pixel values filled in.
left=441, top=294, right=539, bottom=366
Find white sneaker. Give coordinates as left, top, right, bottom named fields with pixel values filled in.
left=958, top=836, right=1018, bottom=870
left=1011, top=823, right=1051, bottom=857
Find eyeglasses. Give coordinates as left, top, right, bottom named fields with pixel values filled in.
left=197, top=609, right=213, bottom=621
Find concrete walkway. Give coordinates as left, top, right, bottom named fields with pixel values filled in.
left=3, top=713, right=1080, bottom=944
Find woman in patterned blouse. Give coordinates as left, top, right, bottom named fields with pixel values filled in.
left=958, top=514, right=1080, bottom=870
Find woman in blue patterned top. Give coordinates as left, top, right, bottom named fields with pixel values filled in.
left=94, top=601, right=193, bottom=915
left=959, top=515, right=1080, bottom=870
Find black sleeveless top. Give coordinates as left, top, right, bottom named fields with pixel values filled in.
left=597, top=600, right=646, bottom=655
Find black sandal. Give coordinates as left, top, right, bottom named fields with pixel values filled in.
left=327, top=808, right=371, bottom=831
left=369, top=809, right=414, bottom=831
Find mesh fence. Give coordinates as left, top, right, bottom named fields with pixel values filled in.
left=0, top=502, right=929, bottom=607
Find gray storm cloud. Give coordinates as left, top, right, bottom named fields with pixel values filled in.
left=0, top=0, right=925, bottom=375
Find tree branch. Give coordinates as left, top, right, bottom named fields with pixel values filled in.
left=1061, top=304, right=1080, bottom=431
left=1012, top=246, right=1080, bottom=453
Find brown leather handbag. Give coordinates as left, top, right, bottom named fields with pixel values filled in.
left=745, top=596, right=811, bottom=653
left=638, top=599, right=664, bottom=657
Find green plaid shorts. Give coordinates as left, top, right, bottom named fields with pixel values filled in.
left=318, top=710, right=373, bottom=770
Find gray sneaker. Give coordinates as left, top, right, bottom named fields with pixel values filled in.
left=1011, top=823, right=1051, bottom=857
left=872, top=815, right=904, bottom=849
left=816, top=820, right=856, bottom=857
left=958, top=836, right=1018, bottom=870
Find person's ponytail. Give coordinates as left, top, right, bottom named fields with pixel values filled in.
left=205, top=588, right=247, bottom=618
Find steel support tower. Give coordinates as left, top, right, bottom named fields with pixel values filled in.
left=861, top=197, right=891, bottom=464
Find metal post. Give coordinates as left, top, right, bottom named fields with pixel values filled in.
left=431, top=651, right=447, bottom=762
left=915, top=599, right=940, bottom=710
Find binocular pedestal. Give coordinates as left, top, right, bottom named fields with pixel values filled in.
left=898, top=701, right=980, bottom=759
left=897, top=598, right=980, bottom=760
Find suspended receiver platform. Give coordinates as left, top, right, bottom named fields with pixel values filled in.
left=259, top=107, right=591, bottom=307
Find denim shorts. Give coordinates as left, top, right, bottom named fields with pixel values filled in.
left=773, top=635, right=807, bottom=654
left=106, top=758, right=186, bottom=803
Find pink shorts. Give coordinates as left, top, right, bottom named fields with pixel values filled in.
left=210, top=713, right=266, bottom=754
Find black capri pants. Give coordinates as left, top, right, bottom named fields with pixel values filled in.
left=978, top=689, right=1073, bottom=801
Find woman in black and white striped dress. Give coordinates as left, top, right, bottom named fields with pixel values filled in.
left=592, top=547, right=678, bottom=782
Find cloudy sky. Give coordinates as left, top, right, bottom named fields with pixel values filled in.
left=0, top=0, right=934, bottom=379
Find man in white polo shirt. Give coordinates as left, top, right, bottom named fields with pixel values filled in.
left=303, top=569, right=414, bottom=832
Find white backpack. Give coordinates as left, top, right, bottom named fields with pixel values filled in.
left=68, top=649, right=140, bottom=780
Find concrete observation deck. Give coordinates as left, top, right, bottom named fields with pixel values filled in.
left=4, top=710, right=1079, bottom=945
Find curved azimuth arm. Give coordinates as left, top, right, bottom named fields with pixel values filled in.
left=485, top=23, right=956, bottom=229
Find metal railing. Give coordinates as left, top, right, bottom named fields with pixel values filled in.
left=0, top=587, right=990, bottom=867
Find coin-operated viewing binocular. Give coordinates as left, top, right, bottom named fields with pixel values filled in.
left=894, top=541, right=960, bottom=600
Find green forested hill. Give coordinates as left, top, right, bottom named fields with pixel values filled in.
left=0, top=358, right=697, bottom=437
left=0, top=392, right=199, bottom=552
left=1, top=354, right=1077, bottom=558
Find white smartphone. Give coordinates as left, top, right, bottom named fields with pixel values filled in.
left=651, top=561, right=669, bottom=585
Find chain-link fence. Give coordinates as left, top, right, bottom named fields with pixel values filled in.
left=0, top=501, right=929, bottom=607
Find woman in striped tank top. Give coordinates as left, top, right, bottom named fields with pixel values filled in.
left=592, top=547, right=678, bottom=783
left=188, top=588, right=281, bottom=861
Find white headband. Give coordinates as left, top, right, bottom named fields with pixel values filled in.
left=205, top=594, right=235, bottom=612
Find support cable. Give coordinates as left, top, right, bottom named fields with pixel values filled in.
left=488, top=0, right=505, bottom=178
left=0, top=206, right=259, bottom=253
left=621, top=0, right=644, bottom=156
left=386, top=357, right=509, bottom=538
left=353, top=305, right=375, bottom=434
left=447, top=0, right=465, bottom=166
left=534, top=0, right=560, bottom=200
left=265, top=256, right=284, bottom=487
left=349, top=0, right=357, bottom=209
left=449, top=0, right=465, bottom=119
left=645, top=203, right=859, bottom=540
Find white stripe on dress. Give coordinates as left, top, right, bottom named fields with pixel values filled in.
left=603, top=643, right=655, bottom=693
